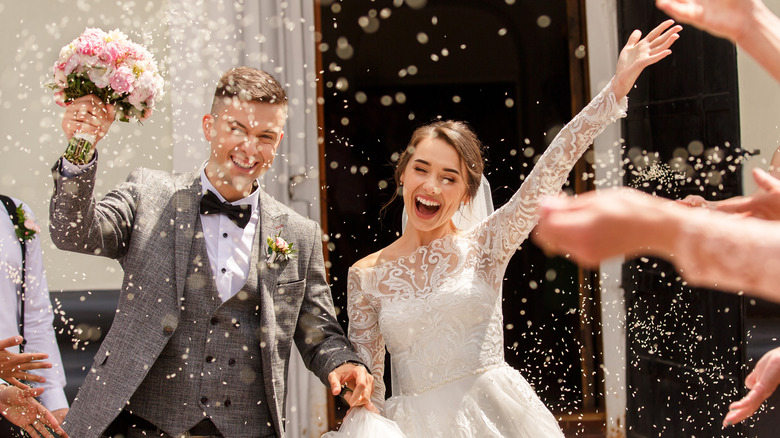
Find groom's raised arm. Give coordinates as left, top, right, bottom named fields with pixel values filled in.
left=49, top=94, right=138, bottom=260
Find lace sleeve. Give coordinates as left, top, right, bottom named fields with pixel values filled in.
left=674, top=210, right=780, bottom=302
left=346, top=267, right=388, bottom=413
left=475, top=78, right=628, bottom=267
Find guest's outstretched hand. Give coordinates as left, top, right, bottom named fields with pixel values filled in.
left=328, top=362, right=376, bottom=411
left=724, top=346, right=780, bottom=427
left=613, top=19, right=682, bottom=99
left=679, top=169, right=780, bottom=221
left=656, top=0, right=755, bottom=41
left=534, top=188, right=683, bottom=267
left=0, top=385, right=68, bottom=438
left=0, top=336, right=51, bottom=389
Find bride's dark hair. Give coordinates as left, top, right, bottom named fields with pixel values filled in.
left=386, top=120, right=485, bottom=209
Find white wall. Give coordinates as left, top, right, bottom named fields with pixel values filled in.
left=585, top=2, right=627, bottom=437
left=0, top=0, right=172, bottom=291
left=739, top=0, right=780, bottom=193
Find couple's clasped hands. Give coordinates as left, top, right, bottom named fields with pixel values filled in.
left=0, top=336, right=68, bottom=437
left=328, top=362, right=377, bottom=413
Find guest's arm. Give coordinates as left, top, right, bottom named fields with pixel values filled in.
left=534, top=187, right=780, bottom=304
left=534, top=188, right=683, bottom=268
left=16, top=206, right=68, bottom=414
left=50, top=92, right=142, bottom=261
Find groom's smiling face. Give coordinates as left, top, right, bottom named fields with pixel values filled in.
left=203, top=98, right=286, bottom=202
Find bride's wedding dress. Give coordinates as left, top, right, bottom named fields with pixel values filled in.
left=330, top=79, right=627, bottom=437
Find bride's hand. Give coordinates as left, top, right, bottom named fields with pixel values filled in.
left=613, top=19, right=683, bottom=99
left=328, top=362, right=375, bottom=408
left=364, top=400, right=380, bottom=414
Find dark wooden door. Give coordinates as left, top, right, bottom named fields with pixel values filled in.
left=617, top=2, right=748, bottom=436
left=319, top=0, right=602, bottom=427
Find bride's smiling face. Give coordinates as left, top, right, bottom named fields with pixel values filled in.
left=401, top=137, right=469, bottom=234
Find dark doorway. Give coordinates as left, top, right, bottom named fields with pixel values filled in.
left=618, top=1, right=754, bottom=436
left=319, top=0, right=602, bottom=427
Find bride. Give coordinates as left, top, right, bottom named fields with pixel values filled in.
left=330, top=20, right=681, bottom=437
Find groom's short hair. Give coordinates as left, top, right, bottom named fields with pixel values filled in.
left=211, top=67, right=288, bottom=115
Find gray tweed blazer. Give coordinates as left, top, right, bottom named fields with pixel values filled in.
left=49, top=159, right=360, bottom=437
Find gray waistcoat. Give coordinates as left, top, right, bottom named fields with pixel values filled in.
left=127, top=222, right=274, bottom=438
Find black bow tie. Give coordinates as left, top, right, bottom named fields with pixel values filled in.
left=200, top=190, right=252, bottom=228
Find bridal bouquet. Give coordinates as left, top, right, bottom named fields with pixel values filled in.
left=49, top=28, right=164, bottom=121
left=47, top=28, right=164, bottom=162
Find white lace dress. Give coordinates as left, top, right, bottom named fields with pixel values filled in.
left=342, top=80, right=627, bottom=437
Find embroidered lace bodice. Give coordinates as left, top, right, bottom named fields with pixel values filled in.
left=348, top=80, right=628, bottom=412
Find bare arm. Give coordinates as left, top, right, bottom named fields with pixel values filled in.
left=534, top=187, right=780, bottom=304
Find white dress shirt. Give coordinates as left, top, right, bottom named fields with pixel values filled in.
left=0, top=199, right=68, bottom=411
left=199, top=170, right=261, bottom=302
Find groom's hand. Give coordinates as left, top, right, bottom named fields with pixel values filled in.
left=62, top=94, right=116, bottom=146
left=328, top=362, right=374, bottom=408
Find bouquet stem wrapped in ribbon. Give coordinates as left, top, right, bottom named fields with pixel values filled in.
left=47, top=28, right=164, bottom=163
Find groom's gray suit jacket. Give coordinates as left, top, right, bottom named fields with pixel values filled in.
left=49, top=159, right=360, bottom=437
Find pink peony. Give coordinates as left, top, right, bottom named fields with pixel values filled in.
left=101, top=41, right=122, bottom=64
left=127, top=71, right=155, bottom=107
left=109, top=65, right=135, bottom=94
left=77, top=29, right=105, bottom=56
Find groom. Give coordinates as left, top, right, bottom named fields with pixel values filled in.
left=49, top=67, right=372, bottom=437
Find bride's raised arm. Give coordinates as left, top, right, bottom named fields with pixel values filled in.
left=477, top=20, right=681, bottom=265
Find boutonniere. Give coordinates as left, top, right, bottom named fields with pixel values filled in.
left=266, top=228, right=297, bottom=267
left=15, top=206, right=41, bottom=242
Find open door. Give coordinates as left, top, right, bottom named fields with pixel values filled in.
left=617, top=2, right=749, bottom=436
left=318, top=0, right=605, bottom=433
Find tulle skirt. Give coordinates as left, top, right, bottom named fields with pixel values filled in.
left=324, top=365, right=564, bottom=438
left=322, top=407, right=406, bottom=438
